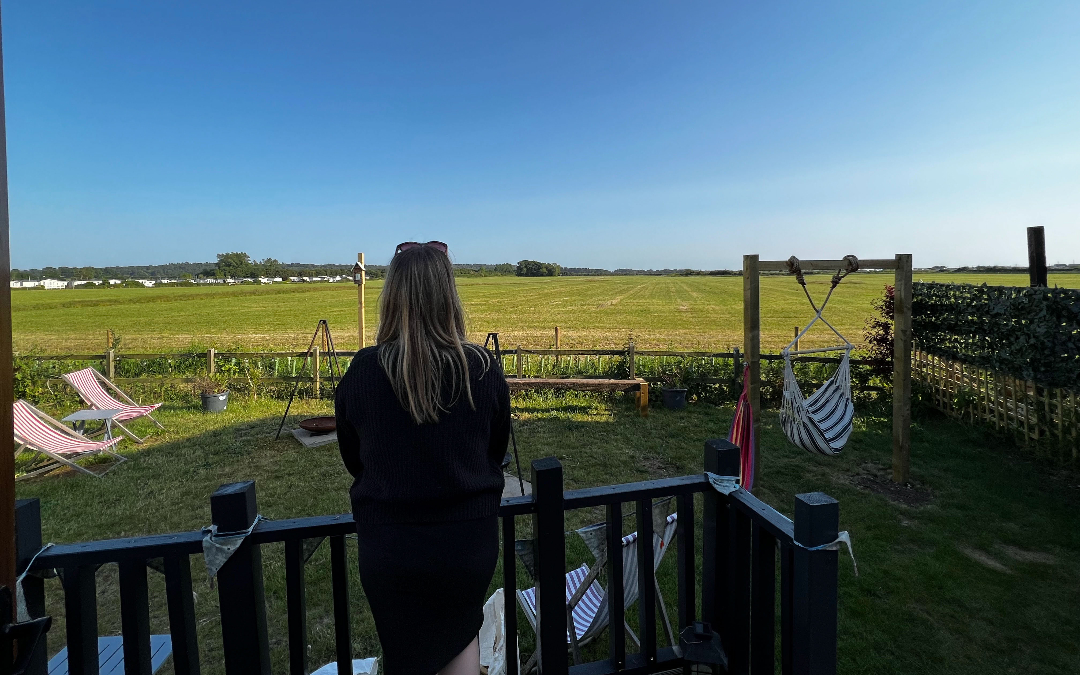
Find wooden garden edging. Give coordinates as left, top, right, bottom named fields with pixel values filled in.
left=913, top=349, right=1078, bottom=463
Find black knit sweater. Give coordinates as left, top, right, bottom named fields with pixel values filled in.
left=335, top=344, right=511, bottom=525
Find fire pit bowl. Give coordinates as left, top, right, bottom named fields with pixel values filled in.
left=298, top=416, right=336, bottom=435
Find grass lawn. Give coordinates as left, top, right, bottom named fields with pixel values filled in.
left=14, top=273, right=1080, bottom=354
left=13, top=390, right=1080, bottom=674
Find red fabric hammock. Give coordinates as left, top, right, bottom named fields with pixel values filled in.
left=728, top=365, right=756, bottom=491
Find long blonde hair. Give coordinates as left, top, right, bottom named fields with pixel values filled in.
left=376, top=245, right=488, bottom=424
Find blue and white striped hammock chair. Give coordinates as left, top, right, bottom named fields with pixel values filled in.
left=779, top=256, right=858, bottom=456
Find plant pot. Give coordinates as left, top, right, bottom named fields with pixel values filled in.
left=201, top=391, right=229, bottom=413
left=662, top=387, right=688, bottom=410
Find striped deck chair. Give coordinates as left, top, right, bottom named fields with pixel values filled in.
left=780, top=349, right=854, bottom=456
left=13, top=400, right=126, bottom=481
left=63, top=367, right=163, bottom=443
left=516, top=505, right=678, bottom=671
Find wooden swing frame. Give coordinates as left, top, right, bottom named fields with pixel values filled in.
left=742, top=254, right=914, bottom=482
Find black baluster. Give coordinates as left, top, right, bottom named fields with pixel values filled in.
left=675, top=494, right=695, bottom=631
left=211, top=481, right=270, bottom=675
left=502, top=516, right=519, bottom=675
left=750, top=524, right=776, bottom=675
left=636, top=499, right=656, bottom=662
left=606, top=502, right=625, bottom=669
left=284, top=539, right=308, bottom=675
left=62, top=565, right=99, bottom=675
left=532, top=458, right=567, bottom=675
left=118, top=559, right=152, bottom=674
left=330, top=536, right=352, bottom=674
left=780, top=542, right=793, bottom=675
left=727, top=507, right=752, bottom=673
left=792, top=493, right=839, bottom=675
left=163, top=555, right=200, bottom=675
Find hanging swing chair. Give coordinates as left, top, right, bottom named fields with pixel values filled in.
left=779, top=255, right=858, bottom=456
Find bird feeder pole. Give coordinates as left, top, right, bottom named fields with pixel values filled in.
left=353, top=253, right=366, bottom=348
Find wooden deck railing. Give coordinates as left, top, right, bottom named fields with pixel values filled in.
left=14, top=441, right=843, bottom=675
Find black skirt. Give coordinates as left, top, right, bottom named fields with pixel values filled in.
left=356, top=516, right=499, bottom=675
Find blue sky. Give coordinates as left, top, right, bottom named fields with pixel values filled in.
left=6, top=1, right=1080, bottom=269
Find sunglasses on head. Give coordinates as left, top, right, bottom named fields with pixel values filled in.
left=395, top=241, right=448, bottom=255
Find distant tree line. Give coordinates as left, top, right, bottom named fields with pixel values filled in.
left=516, top=260, right=561, bottom=277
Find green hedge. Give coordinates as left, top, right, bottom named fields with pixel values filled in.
left=912, top=282, right=1080, bottom=389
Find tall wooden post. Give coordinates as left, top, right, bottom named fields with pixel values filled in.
left=357, top=253, right=366, bottom=348
left=892, top=254, right=913, bottom=483
left=1027, top=227, right=1047, bottom=287
left=742, top=255, right=761, bottom=475
left=0, top=3, right=17, bottom=609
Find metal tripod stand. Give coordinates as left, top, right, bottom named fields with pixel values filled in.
left=275, top=320, right=344, bottom=440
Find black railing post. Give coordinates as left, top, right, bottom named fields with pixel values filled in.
left=211, top=481, right=271, bottom=675
left=701, top=439, right=739, bottom=627
left=792, top=492, right=839, bottom=675
left=14, top=499, right=46, bottom=675
left=531, top=457, right=568, bottom=675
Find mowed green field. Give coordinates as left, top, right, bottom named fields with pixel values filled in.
left=13, top=273, right=1080, bottom=353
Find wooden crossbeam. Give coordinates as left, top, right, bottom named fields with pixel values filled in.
left=757, top=258, right=899, bottom=272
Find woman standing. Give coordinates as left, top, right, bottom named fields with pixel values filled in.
left=336, top=241, right=511, bottom=675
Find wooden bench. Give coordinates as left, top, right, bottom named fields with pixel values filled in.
left=506, top=377, right=649, bottom=415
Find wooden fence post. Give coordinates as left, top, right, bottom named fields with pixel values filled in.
left=312, top=346, right=320, bottom=398
left=15, top=498, right=47, bottom=675
left=792, top=492, right=839, bottom=675
left=105, top=348, right=116, bottom=380
left=207, top=348, right=216, bottom=376
left=554, top=326, right=560, bottom=365
left=743, top=254, right=761, bottom=476
left=1027, top=226, right=1048, bottom=287
left=892, top=253, right=913, bottom=483
left=531, top=458, right=568, bottom=675
left=211, top=481, right=271, bottom=675
left=628, top=340, right=636, bottom=380
left=516, top=347, right=523, bottom=379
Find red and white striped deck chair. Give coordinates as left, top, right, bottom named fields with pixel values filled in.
left=13, top=400, right=126, bottom=481
left=516, top=503, right=678, bottom=671
left=63, top=367, right=163, bottom=443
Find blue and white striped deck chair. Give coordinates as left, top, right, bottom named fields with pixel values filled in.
left=516, top=504, right=678, bottom=670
